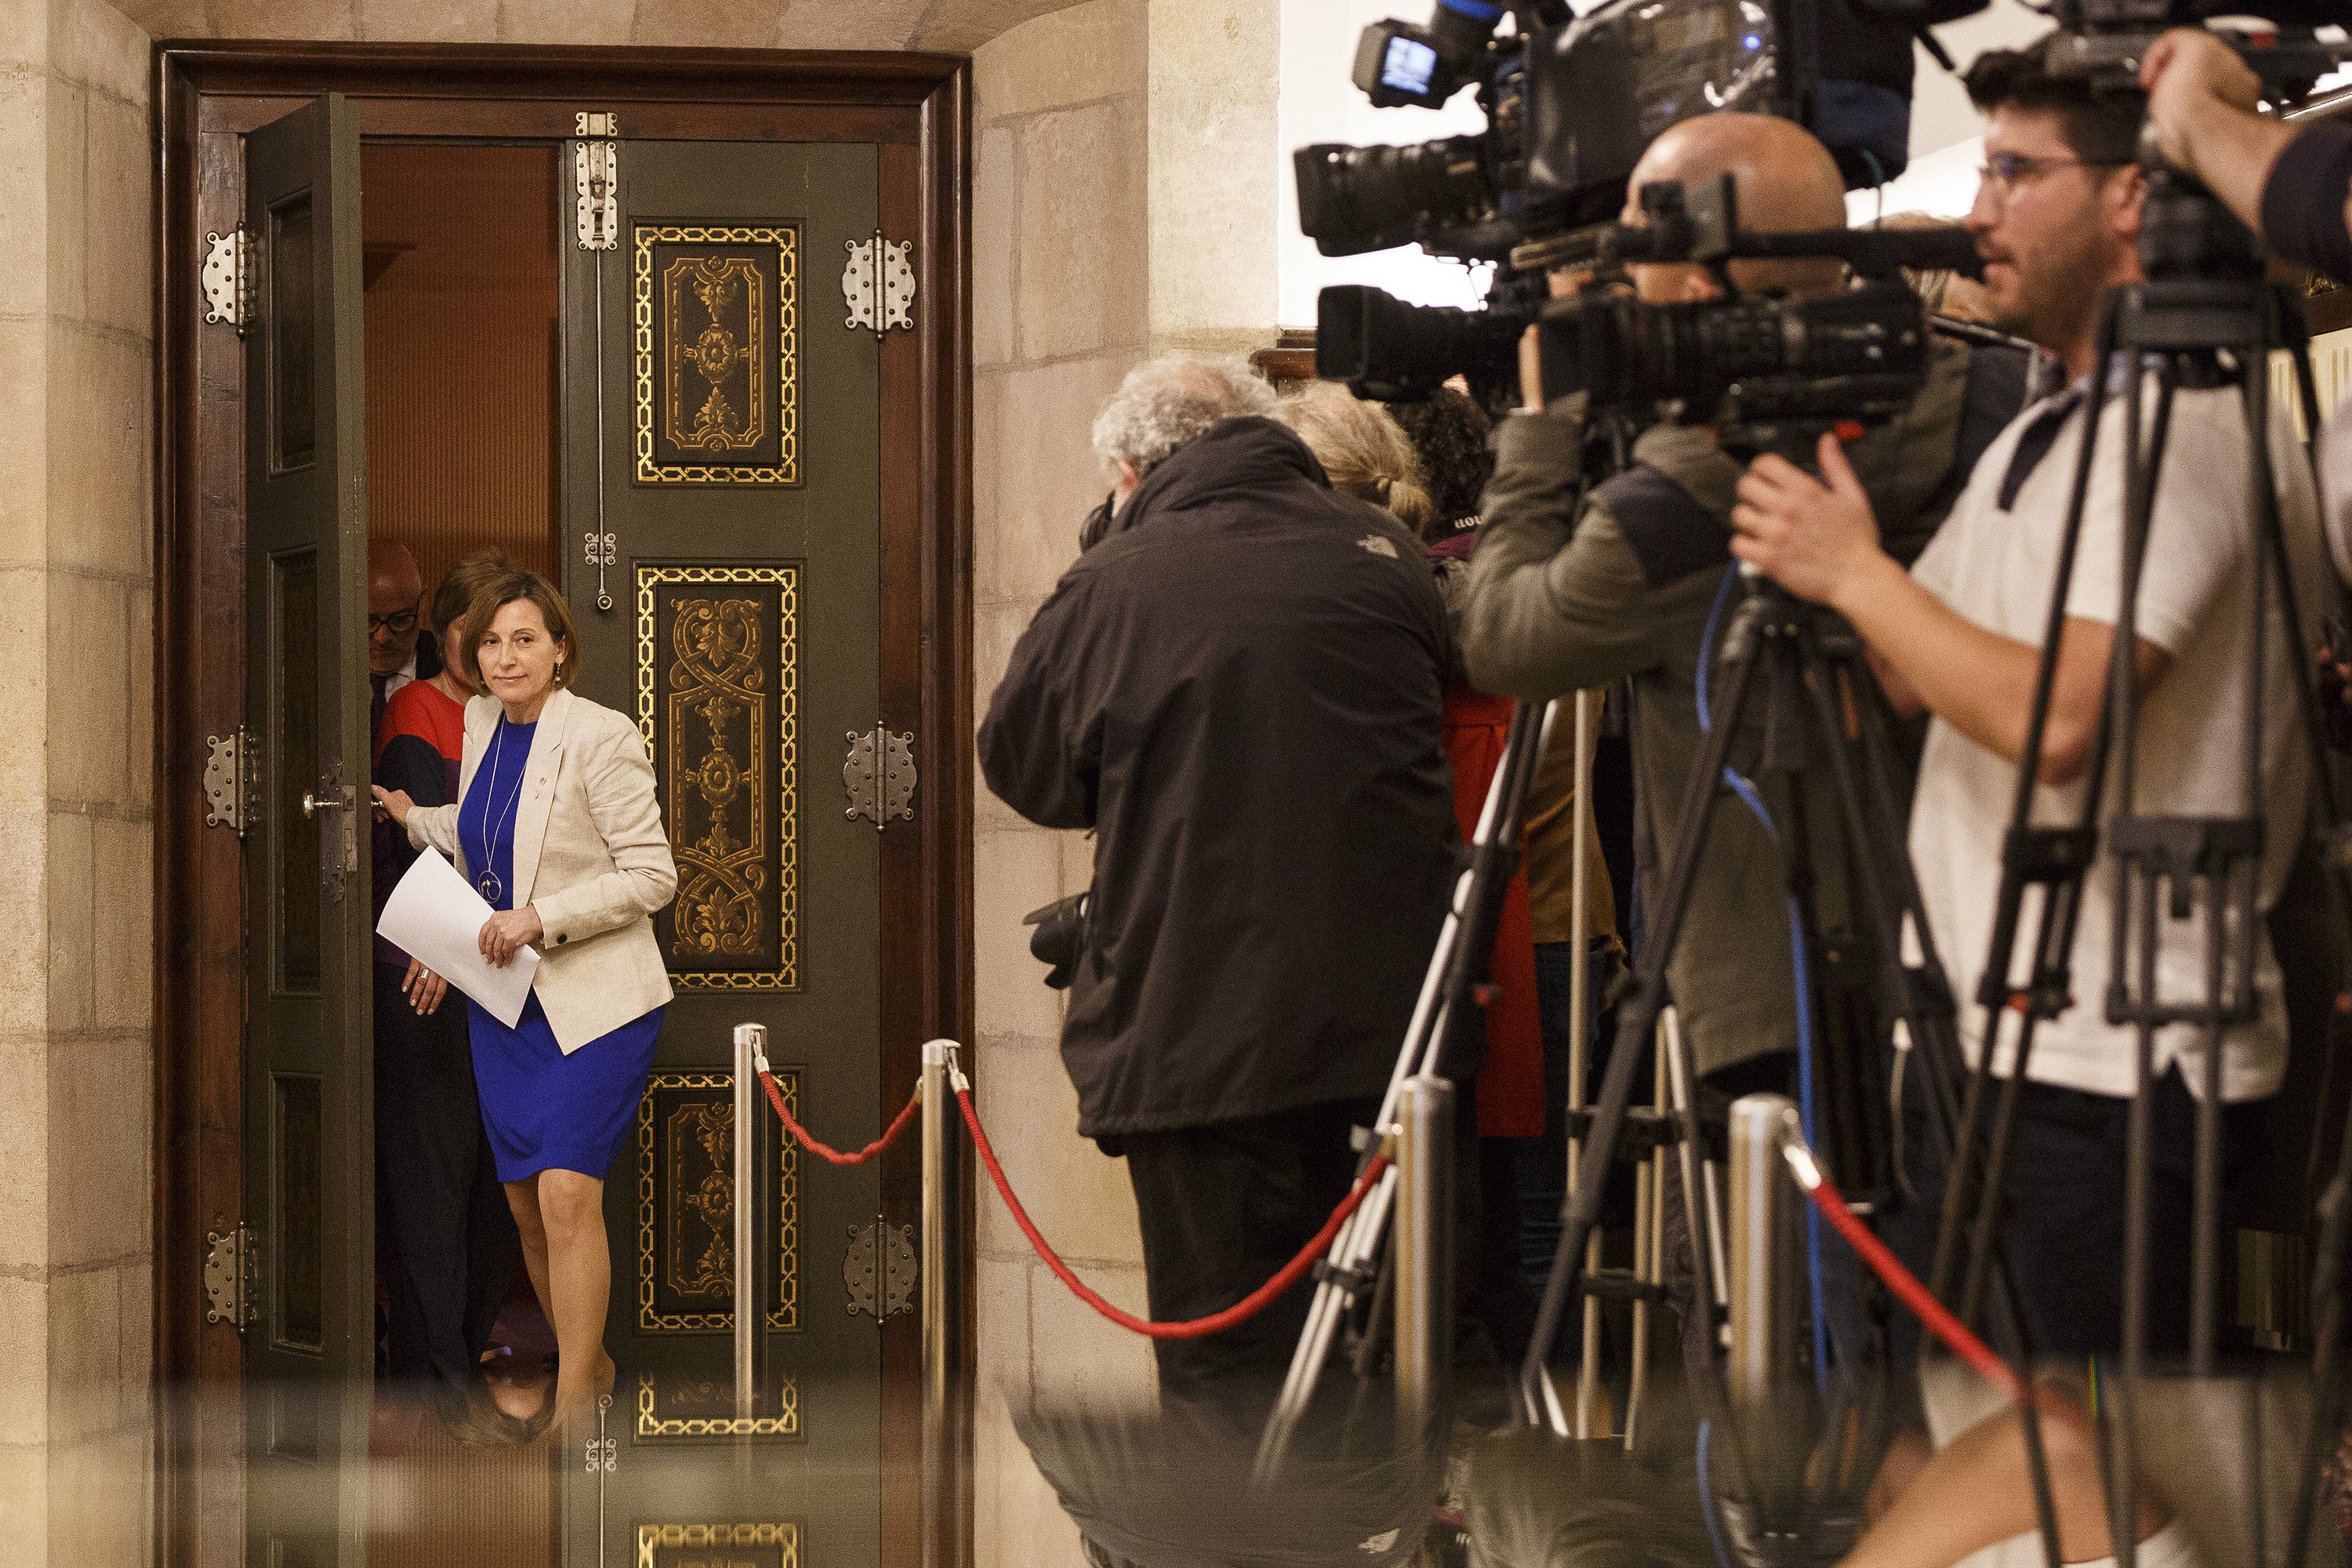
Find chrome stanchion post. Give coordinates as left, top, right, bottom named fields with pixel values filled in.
left=1396, top=1076, right=1456, bottom=1443
left=920, top=1039, right=960, bottom=1568
left=733, top=1023, right=768, bottom=1424
left=1727, top=1093, right=1799, bottom=1513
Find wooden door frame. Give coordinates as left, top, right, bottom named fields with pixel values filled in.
left=151, top=41, right=974, bottom=1568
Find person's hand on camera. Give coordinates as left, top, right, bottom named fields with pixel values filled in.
left=401, top=958, right=449, bottom=1015
left=2140, top=27, right=2263, bottom=181
left=479, top=906, right=543, bottom=968
left=1730, top=431, right=1894, bottom=611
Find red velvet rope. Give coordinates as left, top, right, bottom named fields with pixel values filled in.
left=757, top=1071, right=921, bottom=1167
left=954, top=1084, right=1391, bottom=1341
left=1791, top=1156, right=2024, bottom=1400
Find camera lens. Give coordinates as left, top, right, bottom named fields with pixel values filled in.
left=1293, top=138, right=1496, bottom=258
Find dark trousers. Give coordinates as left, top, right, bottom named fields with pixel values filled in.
left=1887, top=1061, right=2265, bottom=1365
left=1120, top=1097, right=1385, bottom=1442
left=373, top=964, right=520, bottom=1389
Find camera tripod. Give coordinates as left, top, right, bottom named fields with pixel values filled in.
left=1253, top=695, right=1561, bottom=1481
left=1512, top=561, right=2073, bottom=1566
left=1929, top=163, right=2351, bottom=1568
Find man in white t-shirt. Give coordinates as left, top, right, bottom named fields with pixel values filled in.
left=1728, top=38, right=2321, bottom=1568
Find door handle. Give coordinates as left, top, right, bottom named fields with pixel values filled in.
left=299, top=791, right=343, bottom=818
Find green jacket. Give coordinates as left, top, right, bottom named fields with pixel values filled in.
left=1457, top=340, right=1987, bottom=1078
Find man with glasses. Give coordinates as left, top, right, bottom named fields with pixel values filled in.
left=368, top=539, right=443, bottom=741
left=1729, top=42, right=2322, bottom=1562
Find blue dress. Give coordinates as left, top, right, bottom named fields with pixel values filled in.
left=459, top=717, right=666, bottom=1183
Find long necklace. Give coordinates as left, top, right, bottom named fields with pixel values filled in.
left=474, top=720, right=531, bottom=906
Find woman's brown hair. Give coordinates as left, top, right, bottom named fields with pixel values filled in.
left=430, top=549, right=516, bottom=637
left=459, top=569, right=582, bottom=691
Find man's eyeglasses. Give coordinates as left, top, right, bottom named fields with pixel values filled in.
left=368, top=608, right=419, bottom=637
left=1976, top=151, right=2128, bottom=200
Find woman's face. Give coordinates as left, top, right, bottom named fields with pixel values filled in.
left=476, top=599, right=563, bottom=710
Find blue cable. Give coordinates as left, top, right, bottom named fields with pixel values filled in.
left=1696, top=566, right=1834, bottom=1398
left=1697, top=1420, right=1737, bottom=1568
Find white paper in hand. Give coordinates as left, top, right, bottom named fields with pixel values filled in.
left=376, top=846, right=541, bottom=1027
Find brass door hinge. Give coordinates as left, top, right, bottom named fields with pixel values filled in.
left=201, top=227, right=254, bottom=335
left=843, top=722, right=916, bottom=830
left=202, top=729, right=257, bottom=836
left=841, top=231, right=915, bottom=336
left=204, top=1225, right=257, bottom=1331
left=843, top=1217, right=916, bottom=1323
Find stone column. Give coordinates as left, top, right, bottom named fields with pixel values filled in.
left=968, top=3, right=1286, bottom=1564
left=0, top=0, right=159, bottom=1563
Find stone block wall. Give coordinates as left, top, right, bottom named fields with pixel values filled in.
left=969, top=6, right=1157, bottom=1566
left=0, top=0, right=160, bottom=1561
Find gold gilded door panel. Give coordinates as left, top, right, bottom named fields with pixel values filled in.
left=561, top=133, right=883, bottom=1568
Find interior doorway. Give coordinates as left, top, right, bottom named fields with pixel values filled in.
left=362, top=141, right=564, bottom=587
left=358, top=136, right=565, bottom=1568
left=154, top=46, right=975, bottom=1568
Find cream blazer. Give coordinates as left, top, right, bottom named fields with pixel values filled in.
left=406, top=686, right=677, bottom=1054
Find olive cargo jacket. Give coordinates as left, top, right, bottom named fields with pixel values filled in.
left=1456, top=340, right=2013, bottom=1079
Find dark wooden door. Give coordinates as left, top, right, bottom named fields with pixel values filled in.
left=557, top=134, right=888, bottom=1568
left=238, top=92, right=376, bottom=1568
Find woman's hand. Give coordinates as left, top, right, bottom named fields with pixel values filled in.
left=401, top=959, right=449, bottom=1015
left=372, top=786, right=414, bottom=826
left=479, top=905, right=544, bottom=968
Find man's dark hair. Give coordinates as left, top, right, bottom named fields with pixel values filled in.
left=1385, top=387, right=1494, bottom=541
left=1963, top=37, right=2142, bottom=168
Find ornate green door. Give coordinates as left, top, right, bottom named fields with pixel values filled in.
left=238, top=93, right=376, bottom=1568
left=558, top=131, right=891, bottom=1568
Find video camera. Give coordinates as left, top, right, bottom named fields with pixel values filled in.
left=2038, top=0, right=2347, bottom=94
left=1298, top=0, right=1994, bottom=441
left=1320, top=172, right=1975, bottom=456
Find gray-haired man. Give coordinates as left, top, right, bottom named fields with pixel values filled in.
left=979, top=355, right=1458, bottom=1437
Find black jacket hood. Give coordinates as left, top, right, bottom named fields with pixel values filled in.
left=1106, top=416, right=1331, bottom=540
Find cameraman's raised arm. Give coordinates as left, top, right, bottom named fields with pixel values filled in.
left=2142, top=27, right=2352, bottom=285
left=1730, top=431, right=2168, bottom=786
left=1457, top=334, right=1719, bottom=699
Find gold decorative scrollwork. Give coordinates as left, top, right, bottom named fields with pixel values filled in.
left=635, top=1371, right=801, bottom=1441
left=637, top=1521, right=798, bottom=1568
left=637, top=564, right=799, bottom=990
left=633, top=224, right=799, bottom=485
left=637, top=1070, right=799, bottom=1334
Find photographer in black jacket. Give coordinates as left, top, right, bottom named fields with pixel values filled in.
left=978, top=355, right=1457, bottom=1439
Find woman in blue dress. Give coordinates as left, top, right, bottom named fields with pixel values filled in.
left=374, top=569, right=677, bottom=1433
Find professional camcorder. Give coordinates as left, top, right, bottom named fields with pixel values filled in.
left=1322, top=173, right=1973, bottom=456
left=2038, top=0, right=2347, bottom=94
left=1299, top=0, right=1989, bottom=436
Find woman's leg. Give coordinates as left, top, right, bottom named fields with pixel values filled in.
left=537, top=1167, right=615, bottom=1423
left=503, top=1178, right=554, bottom=1327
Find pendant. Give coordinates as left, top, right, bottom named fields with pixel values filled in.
left=478, top=872, right=503, bottom=905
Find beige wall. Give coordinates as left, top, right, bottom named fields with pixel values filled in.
left=967, top=5, right=1285, bottom=1564
left=0, top=0, right=160, bottom=1560
left=969, top=6, right=1154, bottom=1566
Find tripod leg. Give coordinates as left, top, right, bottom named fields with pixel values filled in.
left=1936, top=293, right=2129, bottom=1319
left=1801, top=641, right=2067, bottom=1568
left=1519, top=625, right=1768, bottom=1426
